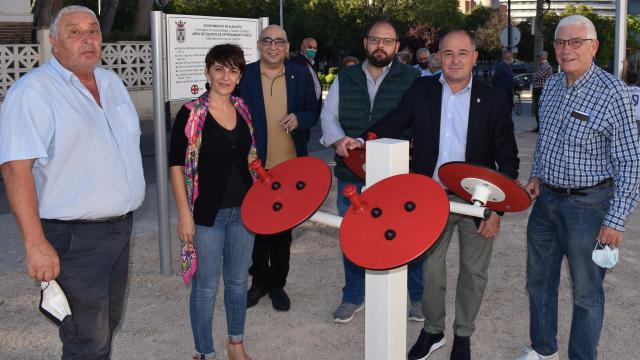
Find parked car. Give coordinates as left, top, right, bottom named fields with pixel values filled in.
left=514, top=73, right=533, bottom=91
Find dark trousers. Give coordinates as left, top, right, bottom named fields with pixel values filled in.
left=42, top=215, right=133, bottom=360
left=250, top=230, right=293, bottom=289
left=532, top=87, right=543, bottom=126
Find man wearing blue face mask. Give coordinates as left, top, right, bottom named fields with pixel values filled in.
left=292, top=37, right=321, bottom=103
left=291, top=37, right=322, bottom=144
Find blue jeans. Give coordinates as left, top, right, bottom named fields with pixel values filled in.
left=337, top=179, right=424, bottom=305
left=526, top=183, right=612, bottom=360
left=190, top=207, right=254, bottom=359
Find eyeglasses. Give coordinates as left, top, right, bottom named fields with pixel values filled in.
left=260, top=37, right=287, bottom=48
left=367, top=36, right=397, bottom=46
left=553, top=38, right=593, bottom=49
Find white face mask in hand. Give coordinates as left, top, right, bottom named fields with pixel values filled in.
left=592, top=242, right=619, bottom=269
left=40, top=280, right=72, bottom=324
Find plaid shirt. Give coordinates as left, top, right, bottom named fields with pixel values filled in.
left=531, top=63, right=640, bottom=231
left=532, top=61, right=553, bottom=89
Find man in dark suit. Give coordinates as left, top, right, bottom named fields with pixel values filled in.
left=339, top=29, right=519, bottom=360
left=290, top=37, right=322, bottom=142
left=236, top=24, right=319, bottom=312
left=491, top=50, right=514, bottom=112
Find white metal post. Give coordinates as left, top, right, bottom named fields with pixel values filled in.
left=613, top=0, right=628, bottom=79
left=364, top=139, right=410, bottom=360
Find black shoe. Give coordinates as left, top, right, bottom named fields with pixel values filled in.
left=408, top=329, right=445, bottom=360
left=450, top=335, right=470, bottom=360
left=246, top=285, right=267, bottom=308
left=268, top=287, right=290, bottom=311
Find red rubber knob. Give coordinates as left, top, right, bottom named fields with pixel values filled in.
left=343, top=184, right=366, bottom=214
left=250, top=159, right=272, bottom=185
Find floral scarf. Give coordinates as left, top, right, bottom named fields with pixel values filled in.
left=183, top=92, right=258, bottom=209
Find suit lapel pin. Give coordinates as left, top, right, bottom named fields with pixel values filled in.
left=476, top=98, right=481, bottom=103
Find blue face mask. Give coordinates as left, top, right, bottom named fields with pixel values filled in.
left=305, top=48, right=317, bottom=59
left=592, top=242, right=619, bottom=269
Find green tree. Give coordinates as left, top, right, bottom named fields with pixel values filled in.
left=463, top=5, right=492, bottom=32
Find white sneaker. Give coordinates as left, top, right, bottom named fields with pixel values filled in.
left=515, top=346, right=559, bottom=360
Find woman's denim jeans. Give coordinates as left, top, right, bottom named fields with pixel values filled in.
left=190, top=207, right=254, bottom=359
left=526, top=183, right=612, bottom=360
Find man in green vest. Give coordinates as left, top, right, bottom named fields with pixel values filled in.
left=319, top=20, right=421, bottom=323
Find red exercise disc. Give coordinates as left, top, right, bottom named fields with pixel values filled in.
left=339, top=174, right=449, bottom=270
left=241, top=157, right=332, bottom=235
left=438, top=161, right=531, bottom=213
left=343, top=149, right=366, bottom=180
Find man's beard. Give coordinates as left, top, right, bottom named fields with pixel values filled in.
left=417, top=62, right=429, bottom=70
left=367, top=49, right=394, bottom=68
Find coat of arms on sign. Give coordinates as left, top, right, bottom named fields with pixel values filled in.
left=176, top=20, right=186, bottom=43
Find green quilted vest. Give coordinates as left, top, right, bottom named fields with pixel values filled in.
left=335, top=58, right=419, bottom=181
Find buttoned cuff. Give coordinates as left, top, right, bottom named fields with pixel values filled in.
left=603, top=213, right=625, bottom=232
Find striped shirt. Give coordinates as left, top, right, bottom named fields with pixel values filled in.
left=531, top=63, right=640, bottom=231
left=532, top=61, right=552, bottom=89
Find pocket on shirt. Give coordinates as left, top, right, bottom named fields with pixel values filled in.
left=565, top=117, right=603, bottom=155
left=115, top=103, right=141, bottom=136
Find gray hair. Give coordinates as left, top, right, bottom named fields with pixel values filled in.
left=397, top=51, right=412, bottom=64
left=555, top=15, right=597, bottom=40
left=259, top=24, right=288, bottom=41
left=50, top=6, right=99, bottom=38
left=428, top=53, right=441, bottom=67
left=416, top=48, right=430, bottom=57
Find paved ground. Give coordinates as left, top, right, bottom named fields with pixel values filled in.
left=2, top=101, right=640, bottom=359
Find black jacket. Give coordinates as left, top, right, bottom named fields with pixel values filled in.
left=367, top=76, right=519, bottom=179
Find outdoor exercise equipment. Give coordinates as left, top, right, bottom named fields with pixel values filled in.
left=343, top=132, right=377, bottom=180
left=339, top=174, right=449, bottom=270
left=241, top=157, right=332, bottom=235
left=438, top=161, right=531, bottom=214
left=240, top=139, right=531, bottom=360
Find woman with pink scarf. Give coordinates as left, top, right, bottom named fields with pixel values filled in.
left=169, top=44, right=256, bottom=360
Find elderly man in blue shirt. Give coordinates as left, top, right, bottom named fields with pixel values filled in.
left=516, top=15, right=640, bottom=360
left=0, top=6, right=144, bottom=359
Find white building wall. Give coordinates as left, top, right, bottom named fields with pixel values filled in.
left=500, top=0, right=616, bottom=22
left=0, top=0, right=33, bottom=23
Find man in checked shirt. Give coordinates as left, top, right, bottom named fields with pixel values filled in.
left=515, top=15, right=640, bottom=360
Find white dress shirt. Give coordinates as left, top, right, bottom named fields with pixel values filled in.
left=433, top=75, right=473, bottom=184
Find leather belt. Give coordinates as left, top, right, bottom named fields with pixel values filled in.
left=42, top=211, right=133, bottom=224
left=543, top=179, right=612, bottom=196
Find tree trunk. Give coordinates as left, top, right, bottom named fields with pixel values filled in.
left=34, top=0, right=64, bottom=29
left=100, top=0, right=120, bottom=33
left=133, top=0, right=154, bottom=36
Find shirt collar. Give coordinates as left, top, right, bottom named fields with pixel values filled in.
left=260, top=63, right=286, bottom=78
left=50, top=56, right=102, bottom=84
left=564, top=62, right=596, bottom=90
left=439, top=74, right=473, bottom=94
left=361, top=59, right=393, bottom=78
